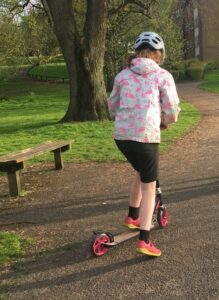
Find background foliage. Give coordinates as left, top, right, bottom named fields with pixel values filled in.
left=0, top=0, right=184, bottom=87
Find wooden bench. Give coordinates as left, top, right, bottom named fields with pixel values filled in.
left=0, top=140, right=72, bottom=197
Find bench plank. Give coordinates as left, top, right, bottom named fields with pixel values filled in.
left=0, top=140, right=72, bottom=197
left=0, top=140, right=72, bottom=165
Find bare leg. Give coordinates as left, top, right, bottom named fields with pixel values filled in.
left=129, top=172, right=142, bottom=208
left=139, top=181, right=156, bottom=230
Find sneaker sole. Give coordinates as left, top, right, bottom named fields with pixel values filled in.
left=136, top=247, right=161, bottom=257
left=125, top=224, right=155, bottom=230
left=125, top=223, right=139, bottom=229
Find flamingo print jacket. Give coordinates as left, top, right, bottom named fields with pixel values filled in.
left=107, top=58, right=181, bottom=143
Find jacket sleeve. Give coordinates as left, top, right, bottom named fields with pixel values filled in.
left=107, top=76, right=120, bottom=120
left=160, top=72, right=181, bottom=126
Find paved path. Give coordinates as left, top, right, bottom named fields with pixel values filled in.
left=0, top=82, right=218, bottom=300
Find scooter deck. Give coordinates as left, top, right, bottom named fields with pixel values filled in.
left=103, top=230, right=139, bottom=247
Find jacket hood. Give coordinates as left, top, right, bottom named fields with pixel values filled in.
left=130, top=58, right=160, bottom=75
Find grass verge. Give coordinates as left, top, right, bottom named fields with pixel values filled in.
left=29, top=62, right=68, bottom=80
left=0, top=231, right=33, bottom=265
left=0, top=78, right=201, bottom=265
left=199, top=70, right=219, bottom=93
left=0, top=79, right=201, bottom=163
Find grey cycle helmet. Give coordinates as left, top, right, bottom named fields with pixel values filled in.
left=134, top=32, right=165, bottom=60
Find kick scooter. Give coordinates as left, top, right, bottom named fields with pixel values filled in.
left=91, top=189, right=168, bottom=257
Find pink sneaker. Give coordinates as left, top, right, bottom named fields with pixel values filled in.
left=124, top=216, right=140, bottom=229
left=136, top=240, right=161, bottom=257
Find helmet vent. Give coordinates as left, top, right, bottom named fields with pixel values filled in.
left=142, top=39, right=150, bottom=43
left=152, top=39, right=158, bottom=44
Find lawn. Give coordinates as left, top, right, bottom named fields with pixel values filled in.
left=0, top=231, right=33, bottom=265
left=200, top=70, right=219, bottom=93
left=0, top=65, right=29, bottom=81
left=29, top=62, right=68, bottom=81
left=0, top=77, right=202, bottom=265
left=0, top=79, right=202, bottom=163
left=28, top=62, right=219, bottom=94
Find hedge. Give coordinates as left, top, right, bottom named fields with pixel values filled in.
left=168, top=59, right=219, bottom=81
left=28, top=58, right=219, bottom=84
left=186, top=66, right=206, bottom=80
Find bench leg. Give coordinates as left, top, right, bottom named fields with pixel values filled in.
left=7, top=171, right=21, bottom=197
left=53, top=149, right=63, bottom=170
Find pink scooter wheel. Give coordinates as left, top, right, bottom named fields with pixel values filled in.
left=157, top=206, right=168, bottom=228
left=91, top=233, right=111, bottom=256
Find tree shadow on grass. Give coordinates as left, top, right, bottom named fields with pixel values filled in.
left=0, top=120, right=59, bottom=136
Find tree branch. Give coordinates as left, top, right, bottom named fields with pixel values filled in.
left=108, top=0, right=157, bottom=16
left=9, top=0, right=44, bottom=13
left=10, top=0, right=31, bottom=12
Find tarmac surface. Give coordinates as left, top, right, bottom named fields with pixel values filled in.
left=0, top=81, right=218, bottom=300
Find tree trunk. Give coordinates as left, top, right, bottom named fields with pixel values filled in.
left=45, top=0, right=109, bottom=121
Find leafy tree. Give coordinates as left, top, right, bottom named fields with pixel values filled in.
left=105, top=3, right=155, bottom=91
left=146, top=0, right=184, bottom=66
left=20, top=9, right=58, bottom=63
left=0, top=0, right=58, bottom=65
left=0, top=0, right=184, bottom=122
left=42, top=0, right=159, bottom=122
left=105, top=0, right=184, bottom=90
left=0, top=14, right=24, bottom=65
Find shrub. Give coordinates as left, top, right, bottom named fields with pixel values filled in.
left=0, top=66, right=17, bottom=81
left=169, top=70, right=180, bottom=81
left=186, top=66, right=206, bottom=80
left=184, top=59, right=199, bottom=67
left=29, top=63, right=68, bottom=81
left=186, top=61, right=209, bottom=80
left=178, top=68, right=187, bottom=80
left=164, top=61, right=186, bottom=81
left=205, top=60, right=218, bottom=71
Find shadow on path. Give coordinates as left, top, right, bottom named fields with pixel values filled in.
left=0, top=176, right=218, bottom=228
left=0, top=254, right=149, bottom=295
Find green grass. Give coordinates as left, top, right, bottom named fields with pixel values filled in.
left=160, top=100, right=201, bottom=152
left=0, top=66, right=15, bottom=81
left=0, top=79, right=201, bottom=264
left=200, top=70, right=219, bottom=93
left=0, top=231, right=33, bottom=265
left=29, top=62, right=68, bottom=80
left=0, top=79, right=201, bottom=163
left=0, top=65, right=29, bottom=82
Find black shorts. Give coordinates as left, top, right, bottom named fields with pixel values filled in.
left=115, top=140, right=159, bottom=183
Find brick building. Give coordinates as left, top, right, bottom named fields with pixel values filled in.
left=175, top=0, right=219, bottom=60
